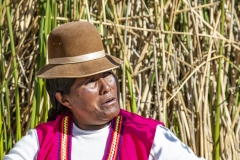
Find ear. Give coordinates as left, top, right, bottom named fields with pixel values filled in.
left=55, top=92, right=73, bottom=109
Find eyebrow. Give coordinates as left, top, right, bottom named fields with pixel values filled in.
left=72, top=78, right=88, bottom=90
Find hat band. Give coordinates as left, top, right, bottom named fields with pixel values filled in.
left=48, top=50, right=105, bottom=64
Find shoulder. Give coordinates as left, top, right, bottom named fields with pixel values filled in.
left=118, top=110, right=165, bottom=138
left=119, top=109, right=164, bottom=127
left=35, top=120, right=55, bottom=141
left=151, top=125, right=205, bottom=160
left=3, top=129, right=39, bottom=160
left=36, top=114, right=71, bottom=133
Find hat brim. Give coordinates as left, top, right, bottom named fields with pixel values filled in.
left=37, top=55, right=122, bottom=79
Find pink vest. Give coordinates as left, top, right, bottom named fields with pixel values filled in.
left=36, top=109, right=164, bottom=160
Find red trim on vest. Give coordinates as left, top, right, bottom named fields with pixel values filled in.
left=59, top=115, right=72, bottom=160
left=104, top=116, right=124, bottom=160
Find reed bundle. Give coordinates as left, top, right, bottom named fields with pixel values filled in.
left=0, top=0, right=240, bottom=159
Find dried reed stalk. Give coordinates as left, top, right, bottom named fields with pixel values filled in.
left=0, top=0, right=240, bottom=159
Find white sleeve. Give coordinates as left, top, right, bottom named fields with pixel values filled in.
left=149, top=125, right=206, bottom=160
left=3, top=129, right=39, bottom=160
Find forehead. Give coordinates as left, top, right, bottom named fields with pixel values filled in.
left=72, top=75, right=93, bottom=85
left=78, top=72, right=105, bottom=80
left=72, top=72, right=109, bottom=85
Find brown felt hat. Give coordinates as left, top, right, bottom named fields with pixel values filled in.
left=37, top=21, right=122, bottom=79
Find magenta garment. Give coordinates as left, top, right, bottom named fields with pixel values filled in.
left=118, top=110, right=164, bottom=159
left=36, top=109, right=164, bottom=160
left=36, top=114, right=73, bottom=160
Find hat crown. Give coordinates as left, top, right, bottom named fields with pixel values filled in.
left=48, top=21, right=104, bottom=59
left=37, top=21, right=121, bottom=79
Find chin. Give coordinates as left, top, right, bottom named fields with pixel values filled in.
left=104, top=106, right=120, bottom=120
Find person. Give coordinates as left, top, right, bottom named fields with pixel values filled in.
left=4, top=21, right=205, bottom=160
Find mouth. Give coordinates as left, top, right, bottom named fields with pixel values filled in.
left=101, top=97, right=116, bottom=107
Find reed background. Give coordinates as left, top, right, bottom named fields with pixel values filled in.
left=1, top=0, right=240, bottom=159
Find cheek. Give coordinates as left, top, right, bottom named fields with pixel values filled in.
left=111, top=81, right=118, bottom=95
left=106, top=76, right=118, bottom=89
left=76, top=88, right=99, bottom=104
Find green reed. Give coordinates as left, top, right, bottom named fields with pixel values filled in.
left=0, top=0, right=3, bottom=157
left=5, top=0, right=21, bottom=141
left=214, top=1, right=225, bottom=159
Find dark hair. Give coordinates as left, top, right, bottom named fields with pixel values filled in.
left=46, top=78, right=76, bottom=121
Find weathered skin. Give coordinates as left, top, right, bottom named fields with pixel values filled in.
left=55, top=71, right=120, bottom=130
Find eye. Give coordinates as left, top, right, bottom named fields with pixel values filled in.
left=103, top=71, right=112, bottom=77
left=85, top=78, right=95, bottom=85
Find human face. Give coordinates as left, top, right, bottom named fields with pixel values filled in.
left=64, top=71, right=120, bottom=130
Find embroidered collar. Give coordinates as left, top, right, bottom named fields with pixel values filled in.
left=58, top=115, right=125, bottom=160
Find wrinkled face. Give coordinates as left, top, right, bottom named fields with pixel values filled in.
left=60, top=71, right=120, bottom=130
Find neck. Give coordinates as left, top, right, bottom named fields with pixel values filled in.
left=73, top=119, right=111, bottom=130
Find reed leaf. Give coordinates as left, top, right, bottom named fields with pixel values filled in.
left=214, top=1, right=226, bottom=159
left=5, top=0, right=21, bottom=141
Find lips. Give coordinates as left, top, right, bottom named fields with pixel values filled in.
left=101, top=97, right=116, bottom=107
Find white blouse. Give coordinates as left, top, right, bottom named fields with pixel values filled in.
left=4, top=124, right=205, bottom=160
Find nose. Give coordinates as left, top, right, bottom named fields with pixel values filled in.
left=99, top=78, right=110, bottom=95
